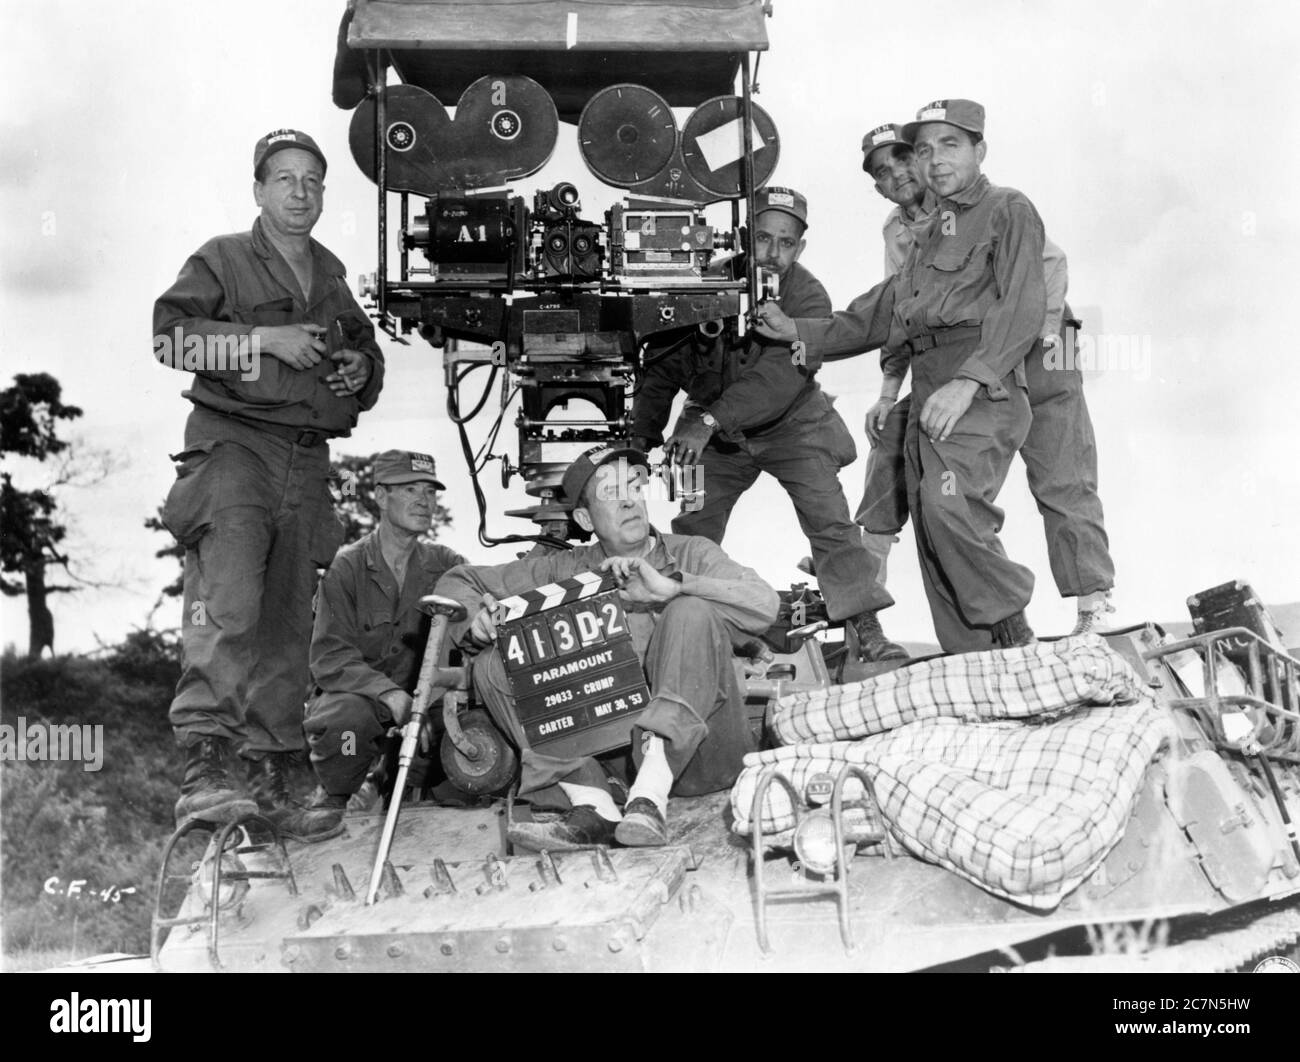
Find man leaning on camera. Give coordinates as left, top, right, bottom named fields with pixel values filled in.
left=154, top=129, right=385, bottom=840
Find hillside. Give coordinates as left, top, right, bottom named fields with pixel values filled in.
left=0, top=632, right=182, bottom=962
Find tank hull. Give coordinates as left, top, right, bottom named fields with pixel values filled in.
left=149, top=627, right=1300, bottom=973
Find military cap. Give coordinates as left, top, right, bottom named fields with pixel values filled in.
left=902, top=99, right=986, bottom=142
left=753, top=186, right=809, bottom=228
left=374, top=450, right=446, bottom=489
left=254, top=128, right=328, bottom=179
left=561, top=444, right=650, bottom=509
left=861, top=123, right=912, bottom=173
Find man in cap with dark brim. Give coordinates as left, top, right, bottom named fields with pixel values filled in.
left=435, top=444, right=779, bottom=850
left=756, top=99, right=1050, bottom=653
left=303, top=451, right=469, bottom=814
left=862, top=123, right=932, bottom=275
left=630, top=186, right=908, bottom=664
left=850, top=122, right=932, bottom=587
left=155, top=128, right=386, bottom=837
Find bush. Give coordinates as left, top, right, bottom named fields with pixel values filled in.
left=105, top=628, right=181, bottom=688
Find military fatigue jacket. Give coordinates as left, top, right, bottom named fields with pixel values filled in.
left=436, top=533, right=779, bottom=656
left=310, top=530, right=469, bottom=701
left=631, top=262, right=833, bottom=443
left=154, top=217, right=385, bottom=436
left=801, top=175, right=1047, bottom=399
left=883, top=192, right=1068, bottom=335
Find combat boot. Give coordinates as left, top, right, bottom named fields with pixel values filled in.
left=849, top=610, right=909, bottom=663
left=247, top=753, right=345, bottom=844
left=174, top=737, right=257, bottom=826
left=992, top=611, right=1036, bottom=649
left=507, top=806, right=618, bottom=852
left=615, top=798, right=669, bottom=847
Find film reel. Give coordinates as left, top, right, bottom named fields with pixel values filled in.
left=627, top=144, right=714, bottom=204
left=680, top=95, right=780, bottom=199
left=448, top=75, right=559, bottom=188
left=349, top=84, right=454, bottom=195
left=349, top=76, right=558, bottom=193
left=578, top=84, right=678, bottom=187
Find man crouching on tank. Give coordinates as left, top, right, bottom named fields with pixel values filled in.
left=302, top=450, right=469, bottom=813
left=435, top=445, right=779, bottom=851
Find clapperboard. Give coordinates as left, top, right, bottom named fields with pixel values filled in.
left=498, top=571, right=651, bottom=759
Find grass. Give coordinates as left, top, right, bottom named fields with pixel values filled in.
left=1, top=631, right=181, bottom=967
left=1, top=946, right=83, bottom=972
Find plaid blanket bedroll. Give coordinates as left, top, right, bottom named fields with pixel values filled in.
left=732, top=637, right=1175, bottom=909
left=770, top=634, right=1150, bottom=744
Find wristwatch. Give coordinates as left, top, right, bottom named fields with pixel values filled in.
left=700, top=411, right=719, bottom=432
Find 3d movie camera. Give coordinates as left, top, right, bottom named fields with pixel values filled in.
left=334, top=0, right=779, bottom=545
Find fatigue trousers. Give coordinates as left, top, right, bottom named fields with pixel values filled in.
left=164, top=408, right=341, bottom=756
left=472, top=596, right=754, bottom=806
left=671, top=408, right=891, bottom=621
left=1020, top=345, right=1114, bottom=597
left=856, top=397, right=911, bottom=583
left=905, top=337, right=1035, bottom=652
left=303, top=691, right=391, bottom=796
left=858, top=344, right=1114, bottom=601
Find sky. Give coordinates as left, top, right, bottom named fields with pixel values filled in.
left=2, top=0, right=1299, bottom=654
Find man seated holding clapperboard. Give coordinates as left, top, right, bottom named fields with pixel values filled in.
left=435, top=444, right=779, bottom=851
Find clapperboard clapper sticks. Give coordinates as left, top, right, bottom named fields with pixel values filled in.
left=497, top=572, right=653, bottom=760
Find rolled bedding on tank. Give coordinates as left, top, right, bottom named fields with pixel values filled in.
left=731, top=635, right=1174, bottom=909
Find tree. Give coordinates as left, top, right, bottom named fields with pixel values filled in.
left=0, top=374, right=83, bottom=657
left=148, top=451, right=454, bottom=604
left=144, top=506, right=184, bottom=604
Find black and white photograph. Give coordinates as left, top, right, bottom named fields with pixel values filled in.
left=3, top=0, right=1299, bottom=1013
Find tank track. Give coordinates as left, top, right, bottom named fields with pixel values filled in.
left=1004, top=900, right=1300, bottom=973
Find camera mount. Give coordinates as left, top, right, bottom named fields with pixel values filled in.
left=335, top=0, right=776, bottom=546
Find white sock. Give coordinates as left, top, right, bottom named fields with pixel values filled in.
left=558, top=782, right=621, bottom=823
left=1077, top=590, right=1113, bottom=614
left=627, top=733, right=673, bottom=814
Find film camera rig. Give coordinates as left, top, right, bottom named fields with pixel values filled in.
left=335, top=0, right=780, bottom=547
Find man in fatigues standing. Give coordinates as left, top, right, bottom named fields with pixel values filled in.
left=631, top=187, right=906, bottom=662
left=757, top=100, right=1044, bottom=652
left=304, top=451, right=468, bottom=807
left=858, top=121, right=1115, bottom=639
left=155, top=129, right=385, bottom=838
left=853, top=123, right=938, bottom=581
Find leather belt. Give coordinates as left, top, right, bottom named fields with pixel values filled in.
left=234, top=416, right=329, bottom=448
left=903, top=322, right=981, bottom=355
